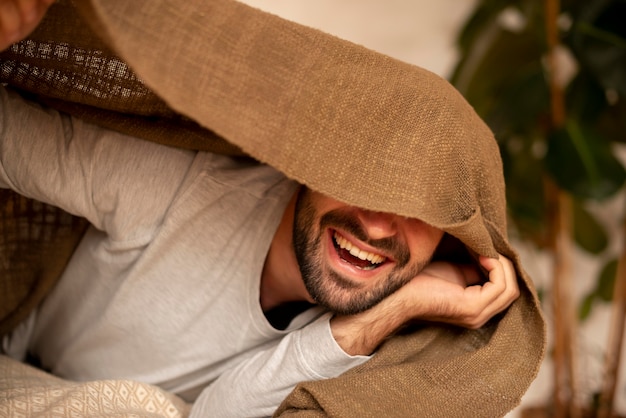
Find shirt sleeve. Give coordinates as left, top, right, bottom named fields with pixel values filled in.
left=0, top=86, right=196, bottom=242
left=189, top=313, right=370, bottom=418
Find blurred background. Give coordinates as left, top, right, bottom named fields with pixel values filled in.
left=239, top=1, right=626, bottom=417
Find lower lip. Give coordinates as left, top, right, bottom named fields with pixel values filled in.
left=325, top=229, right=392, bottom=281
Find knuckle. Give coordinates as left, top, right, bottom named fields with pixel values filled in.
left=507, top=283, right=521, bottom=301
left=462, top=307, right=485, bottom=329
left=466, top=317, right=486, bottom=330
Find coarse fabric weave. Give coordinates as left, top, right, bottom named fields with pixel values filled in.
left=0, top=191, right=87, bottom=336
left=0, top=0, right=547, bottom=417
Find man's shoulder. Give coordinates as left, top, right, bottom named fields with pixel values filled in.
left=197, top=152, right=296, bottom=194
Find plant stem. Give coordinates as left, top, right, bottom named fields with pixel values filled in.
left=597, top=217, right=626, bottom=418
left=545, top=0, right=580, bottom=416
left=549, top=184, right=579, bottom=418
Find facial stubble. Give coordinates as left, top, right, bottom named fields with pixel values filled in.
left=292, top=189, right=431, bottom=316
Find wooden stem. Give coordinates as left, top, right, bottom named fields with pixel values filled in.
left=549, top=186, right=579, bottom=418
left=545, top=0, right=580, bottom=416
left=597, top=218, right=626, bottom=418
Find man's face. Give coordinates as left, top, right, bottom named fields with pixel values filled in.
left=293, top=188, right=444, bottom=315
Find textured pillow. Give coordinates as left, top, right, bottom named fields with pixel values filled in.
left=0, top=355, right=190, bottom=417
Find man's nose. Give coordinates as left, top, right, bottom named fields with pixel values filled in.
left=356, top=210, right=398, bottom=240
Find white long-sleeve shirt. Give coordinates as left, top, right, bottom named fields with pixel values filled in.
left=0, top=87, right=368, bottom=417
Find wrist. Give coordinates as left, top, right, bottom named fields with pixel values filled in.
left=329, top=297, right=410, bottom=356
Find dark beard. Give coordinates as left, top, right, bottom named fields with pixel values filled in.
left=292, top=188, right=427, bottom=316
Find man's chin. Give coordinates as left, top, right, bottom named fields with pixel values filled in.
left=310, top=287, right=384, bottom=316
left=299, top=258, right=394, bottom=315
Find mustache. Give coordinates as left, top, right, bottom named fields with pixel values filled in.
left=319, top=210, right=410, bottom=267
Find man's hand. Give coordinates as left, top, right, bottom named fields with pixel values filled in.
left=330, top=254, right=520, bottom=356
left=0, top=0, right=54, bottom=51
left=402, top=255, right=520, bottom=329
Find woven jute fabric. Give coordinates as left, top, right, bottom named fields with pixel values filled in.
left=0, top=0, right=547, bottom=416
left=0, top=190, right=87, bottom=336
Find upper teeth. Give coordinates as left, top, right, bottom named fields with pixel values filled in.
left=334, top=232, right=386, bottom=264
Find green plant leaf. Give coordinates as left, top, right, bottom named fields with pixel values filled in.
left=579, top=258, right=618, bottom=320
left=572, top=199, right=608, bottom=253
left=566, top=73, right=610, bottom=125
left=455, top=0, right=515, bottom=55
left=579, top=292, right=595, bottom=321
left=500, top=137, right=548, bottom=246
left=597, top=95, right=626, bottom=144
left=453, top=26, right=551, bottom=158
left=452, top=11, right=545, bottom=110
left=567, top=0, right=626, bottom=95
left=488, top=67, right=550, bottom=138
left=546, top=120, right=626, bottom=200
left=597, top=257, right=618, bottom=301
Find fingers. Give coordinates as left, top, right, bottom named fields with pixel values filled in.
left=456, top=263, right=484, bottom=286
left=431, top=254, right=518, bottom=329
left=0, top=0, right=54, bottom=51
left=390, top=254, right=521, bottom=331
left=463, top=254, right=519, bottom=328
left=480, top=254, right=520, bottom=307
left=419, top=261, right=468, bottom=287
left=420, top=261, right=485, bottom=287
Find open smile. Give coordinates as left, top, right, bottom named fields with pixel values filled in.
left=330, top=230, right=391, bottom=271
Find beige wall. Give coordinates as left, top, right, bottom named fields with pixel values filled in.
left=239, top=0, right=476, bottom=78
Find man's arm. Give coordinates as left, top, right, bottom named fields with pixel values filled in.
left=190, top=312, right=369, bottom=418
left=331, top=254, right=520, bottom=355
left=0, top=84, right=196, bottom=241
left=192, top=255, right=518, bottom=416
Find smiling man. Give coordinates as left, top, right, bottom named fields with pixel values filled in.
left=0, top=75, right=517, bottom=415
left=292, top=188, right=444, bottom=316
left=262, top=188, right=447, bottom=316
left=0, top=0, right=545, bottom=417
left=258, top=186, right=517, bottom=361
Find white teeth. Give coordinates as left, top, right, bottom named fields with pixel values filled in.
left=333, top=232, right=386, bottom=264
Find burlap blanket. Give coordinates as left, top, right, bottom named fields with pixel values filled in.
left=0, top=0, right=546, bottom=416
